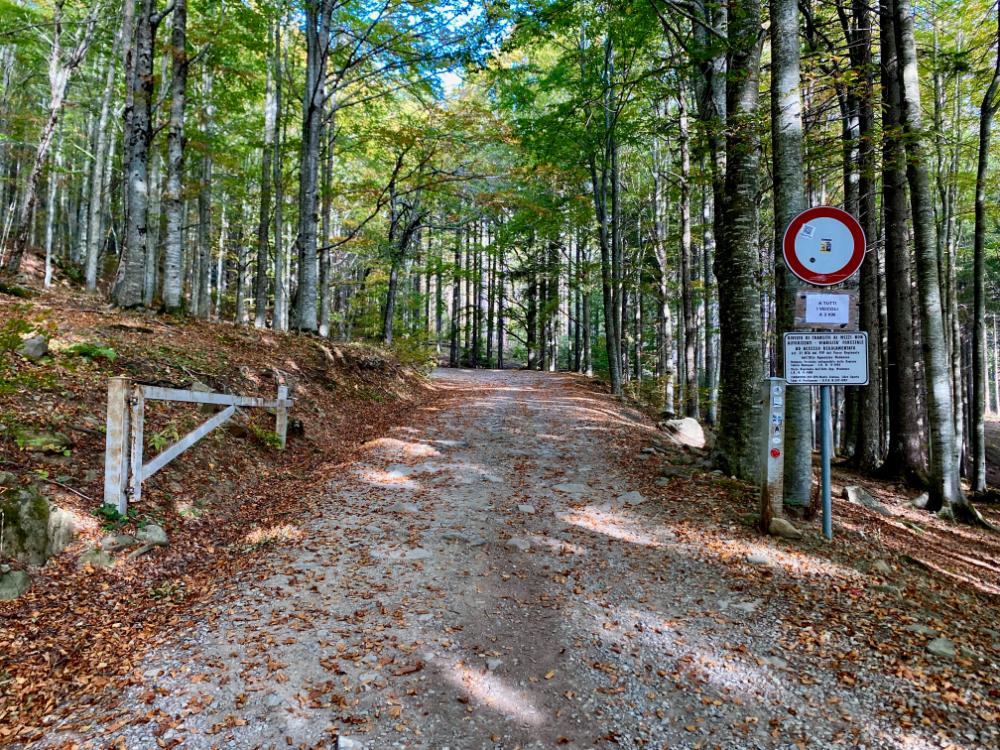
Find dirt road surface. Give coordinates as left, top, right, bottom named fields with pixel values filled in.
left=40, top=370, right=995, bottom=750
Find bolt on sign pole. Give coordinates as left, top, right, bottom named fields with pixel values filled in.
left=782, top=205, right=868, bottom=541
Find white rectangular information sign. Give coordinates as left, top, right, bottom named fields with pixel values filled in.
left=804, top=293, right=850, bottom=325
left=783, top=332, right=869, bottom=385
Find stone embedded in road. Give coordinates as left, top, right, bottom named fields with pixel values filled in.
left=506, top=537, right=531, bottom=552
left=746, top=552, right=769, bottom=565
left=926, top=637, right=956, bottom=658
left=404, top=548, right=433, bottom=561
left=905, top=623, right=938, bottom=637
left=617, top=491, right=646, bottom=506
left=517, top=503, right=536, bottom=514
left=486, top=658, right=503, bottom=671
left=390, top=502, right=420, bottom=513
left=441, top=530, right=486, bottom=547
left=553, top=482, right=589, bottom=496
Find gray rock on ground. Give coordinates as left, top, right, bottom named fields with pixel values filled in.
left=0, top=570, right=31, bottom=599
left=926, top=637, right=956, bottom=658
left=870, top=559, right=892, bottom=576
left=617, top=491, right=646, bottom=506
left=78, top=548, right=114, bottom=569
left=768, top=517, right=802, bottom=540
left=659, top=417, right=705, bottom=448
left=101, top=534, right=138, bottom=552
left=136, top=524, right=168, bottom=546
left=843, top=485, right=892, bottom=516
left=16, top=334, right=48, bottom=361
left=1, top=476, right=77, bottom=565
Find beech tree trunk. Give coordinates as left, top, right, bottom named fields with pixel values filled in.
left=85, top=54, right=116, bottom=290
left=715, top=0, right=764, bottom=481
left=294, top=0, right=332, bottom=332
left=880, top=0, right=924, bottom=481
left=4, top=2, right=100, bottom=275
left=114, top=0, right=169, bottom=307
left=162, top=0, right=188, bottom=312
left=770, top=0, right=811, bottom=508
left=892, top=0, right=963, bottom=511
left=971, top=13, right=1000, bottom=493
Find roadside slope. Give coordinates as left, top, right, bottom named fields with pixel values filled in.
left=0, top=284, right=438, bottom=744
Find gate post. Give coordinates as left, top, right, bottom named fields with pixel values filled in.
left=103, top=377, right=132, bottom=515
left=275, top=384, right=289, bottom=449
left=128, top=382, right=145, bottom=507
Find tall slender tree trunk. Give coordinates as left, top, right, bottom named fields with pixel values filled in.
left=294, top=0, right=331, bottom=332
left=162, top=0, right=188, bottom=312
left=679, top=89, right=699, bottom=418
left=971, top=13, right=1000, bottom=493
left=880, top=0, right=924, bottom=481
left=273, top=25, right=287, bottom=331
left=449, top=228, right=461, bottom=367
left=85, top=54, right=116, bottom=290
left=715, top=0, right=764, bottom=481
left=115, top=0, right=168, bottom=307
left=254, top=25, right=277, bottom=328
left=844, top=0, right=883, bottom=470
left=195, top=67, right=214, bottom=318
left=770, top=0, right=811, bottom=510
left=893, top=0, right=963, bottom=512
left=43, top=131, right=61, bottom=287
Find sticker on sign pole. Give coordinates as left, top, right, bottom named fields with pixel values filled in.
left=782, top=206, right=866, bottom=286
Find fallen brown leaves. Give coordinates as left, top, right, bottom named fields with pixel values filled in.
left=0, top=283, right=445, bottom=743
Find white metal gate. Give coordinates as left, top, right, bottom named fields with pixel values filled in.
left=102, top=377, right=293, bottom=514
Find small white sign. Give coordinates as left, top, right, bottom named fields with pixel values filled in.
left=784, top=332, right=869, bottom=385
left=804, top=293, right=850, bottom=325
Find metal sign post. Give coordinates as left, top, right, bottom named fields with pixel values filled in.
left=820, top=385, right=832, bottom=540
left=781, top=206, right=869, bottom=541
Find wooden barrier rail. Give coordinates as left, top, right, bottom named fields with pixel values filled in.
left=102, top=377, right=292, bottom=515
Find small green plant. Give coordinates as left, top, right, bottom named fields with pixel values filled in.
left=0, top=317, right=33, bottom=354
left=0, top=281, right=33, bottom=299
left=150, top=579, right=186, bottom=601
left=149, top=424, right=181, bottom=452
left=65, top=342, right=117, bottom=362
left=390, top=334, right=437, bottom=374
left=91, top=504, right=138, bottom=531
left=250, top=424, right=283, bottom=449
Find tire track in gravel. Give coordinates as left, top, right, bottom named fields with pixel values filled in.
left=40, top=369, right=961, bottom=750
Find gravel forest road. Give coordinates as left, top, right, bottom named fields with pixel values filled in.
left=42, top=369, right=984, bottom=750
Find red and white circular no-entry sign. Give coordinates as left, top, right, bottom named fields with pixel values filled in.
left=782, top=206, right=866, bottom=286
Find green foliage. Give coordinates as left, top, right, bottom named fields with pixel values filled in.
left=0, top=317, right=33, bottom=354
left=390, top=335, right=438, bottom=374
left=0, top=281, right=34, bottom=299
left=91, top=504, right=138, bottom=531
left=149, top=424, right=181, bottom=453
left=64, top=342, right=117, bottom=362
left=250, top=424, right=283, bottom=450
